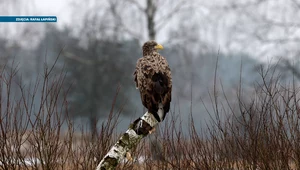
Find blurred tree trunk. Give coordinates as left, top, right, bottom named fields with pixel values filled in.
left=146, top=0, right=156, bottom=40
left=89, top=62, right=99, bottom=139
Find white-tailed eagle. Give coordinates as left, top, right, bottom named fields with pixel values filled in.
left=134, top=40, right=172, bottom=122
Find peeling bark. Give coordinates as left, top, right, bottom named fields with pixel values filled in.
left=96, top=111, right=159, bottom=170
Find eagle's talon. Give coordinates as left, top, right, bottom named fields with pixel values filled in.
left=126, top=152, right=133, bottom=161
left=149, top=127, right=156, bottom=134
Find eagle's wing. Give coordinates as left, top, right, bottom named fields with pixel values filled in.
left=159, top=56, right=172, bottom=114
left=134, top=58, right=142, bottom=89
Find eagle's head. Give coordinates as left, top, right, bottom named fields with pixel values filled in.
left=142, top=40, right=164, bottom=56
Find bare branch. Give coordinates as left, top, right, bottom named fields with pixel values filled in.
left=290, top=0, right=300, bottom=9
left=281, top=59, right=300, bottom=80
left=108, top=0, right=144, bottom=40
left=155, top=1, right=187, bottom=30
left=125, top=0, right=145, bottom=12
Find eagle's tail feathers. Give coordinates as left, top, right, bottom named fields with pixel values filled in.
left=157, top=103, right=164, bottom=122
left=148, top=103, right=164, bottom=122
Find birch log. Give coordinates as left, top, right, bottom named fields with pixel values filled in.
left=96, top=111, right=159, bottom=170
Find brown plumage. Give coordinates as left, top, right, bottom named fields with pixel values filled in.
left=134, top=40, right=172, bottom=122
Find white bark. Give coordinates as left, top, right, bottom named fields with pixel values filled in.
left=96, top=111, right=159, bottom=170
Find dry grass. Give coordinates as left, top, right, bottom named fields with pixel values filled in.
left=1, top=58, right=300, bottom=170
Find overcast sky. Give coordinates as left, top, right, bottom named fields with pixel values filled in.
left=1, top=0, right=300, bottom=62
left=33, top=0, right=71, bottom=26
left=0, top=0, right=74, bottom=48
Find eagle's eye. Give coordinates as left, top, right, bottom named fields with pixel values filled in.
left=142, top=40, right=163, bottom=55
left=151, top=44, right=157, bottom=49
left=147, top=41, right=157, bottom=48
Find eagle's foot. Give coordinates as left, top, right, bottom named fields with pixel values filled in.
left=126, top=152, right=133, bottom=161
left=149, top=127, right=156, bottom=134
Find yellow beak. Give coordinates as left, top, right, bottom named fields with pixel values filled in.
left=154, top=44, right=164, bottom=50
